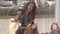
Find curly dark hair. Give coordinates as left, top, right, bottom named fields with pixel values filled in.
left=22, top=2, right=36, bottom=17
left=24, top=2, right=36, bottom=13
left=23, top=1, right=36, bottom=21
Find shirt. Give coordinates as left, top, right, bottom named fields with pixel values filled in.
left=19, top=12, right=36, bottom=27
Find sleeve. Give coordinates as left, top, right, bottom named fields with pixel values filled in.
left=15, top=11, right=22, bottom=22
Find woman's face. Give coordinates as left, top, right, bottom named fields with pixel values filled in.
left=27, top=3, right=34, bottom=12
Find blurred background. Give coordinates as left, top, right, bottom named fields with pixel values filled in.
left=0, top=0, right=55, bottom=18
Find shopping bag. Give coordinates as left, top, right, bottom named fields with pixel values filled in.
left=23, top=24, right=38, bottom=34
left=23, top=24, right=33, bottom=34
left=33, top=26, right=38, bottom=34
left=32, top=24, right=39, bottom=34
left=9, top=18, right=21, bottom=34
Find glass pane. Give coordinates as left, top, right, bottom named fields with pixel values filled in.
left=0, top=0, right=56, bottom=34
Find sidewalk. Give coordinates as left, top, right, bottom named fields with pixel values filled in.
left=0, top=18, right=54, bottom=34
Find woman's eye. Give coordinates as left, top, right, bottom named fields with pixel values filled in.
left=30, top=6, right=33, bottom=7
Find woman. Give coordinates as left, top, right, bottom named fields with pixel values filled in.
left=15, top=1, right=37, bottom=34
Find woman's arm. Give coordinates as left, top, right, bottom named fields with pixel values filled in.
left=12, top=11, right=22, bottom=22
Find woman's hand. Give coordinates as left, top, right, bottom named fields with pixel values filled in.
left=10, top=18, right=18, bottom=23
left=12, top=11, right=22, bottom=22
left=10, top=19, right=16, bottom=22
left=10, top=18, right=15, bottom=22
left=26, top=23, right=32, bottom=28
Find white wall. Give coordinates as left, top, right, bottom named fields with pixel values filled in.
left=55, top=0, right=60, bottom=27
left=40, top=0, right=47, bottom=4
